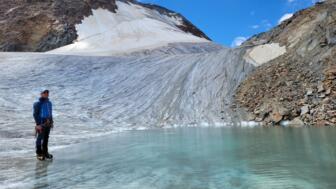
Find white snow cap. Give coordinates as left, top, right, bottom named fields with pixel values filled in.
left=49, top=1, right=209, bottom=56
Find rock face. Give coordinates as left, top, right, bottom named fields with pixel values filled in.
left=235, top=0, right=336, bottom=126
left=0, top=0, right=210, bottom=52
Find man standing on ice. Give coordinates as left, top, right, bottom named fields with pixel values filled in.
left=33, top=90, right=54, bottom=161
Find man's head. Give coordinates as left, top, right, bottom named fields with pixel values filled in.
left=40, top=90, right=49, bottom=99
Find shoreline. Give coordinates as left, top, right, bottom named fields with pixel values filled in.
left=0, top=124, right=334, bottom=159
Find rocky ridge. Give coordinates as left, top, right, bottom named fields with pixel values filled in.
left=0, top=0, right=209, bottom=52
left=235, top=0, right=336, bottom=126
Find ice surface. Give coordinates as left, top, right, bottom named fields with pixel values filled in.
left=0, top=43, right=253, bottom=156
left=49, top=1, right=209, bottom=56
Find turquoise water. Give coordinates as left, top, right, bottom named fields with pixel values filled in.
left=2, top=127, right=336, bottom=189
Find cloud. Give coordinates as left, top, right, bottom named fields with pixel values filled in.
left=231, top=37, right=247, bottom=47
left=312, top=0, right=325, bottom=3
left=251, top=25, right=260, bottom=29
left=262, top=19, right=272, bottom=29
left=278, top=13, right=293, bottom=24
left=287, top=0, right=324, bottom=7
left=250, top=19, right=272, bottom=31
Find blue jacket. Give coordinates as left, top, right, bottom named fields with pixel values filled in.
left=33, top=98, right=53, bottom=125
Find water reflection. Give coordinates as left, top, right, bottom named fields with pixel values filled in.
left=34, top=160, right=52, bottom=189
left=2, top=127, right=336, bottom=189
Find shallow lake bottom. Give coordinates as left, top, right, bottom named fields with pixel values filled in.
left=1, top=127, right=336, bottom=189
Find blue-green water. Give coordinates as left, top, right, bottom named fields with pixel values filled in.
left=2, top=127, right=336, bottom=189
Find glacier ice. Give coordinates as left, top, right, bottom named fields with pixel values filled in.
left=0, top=43, right=254, bottom=155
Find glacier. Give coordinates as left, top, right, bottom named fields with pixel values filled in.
left=0, top=0, right=257, bottom=160
left=2, top=1, right=336, bottom=188
left=0, top=42, right=254, bottom=156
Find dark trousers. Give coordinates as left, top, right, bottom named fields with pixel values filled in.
left=36, top=127, right=50, bottom=155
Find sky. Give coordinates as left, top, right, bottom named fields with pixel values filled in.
left=139, top=0, right=321, bottom=47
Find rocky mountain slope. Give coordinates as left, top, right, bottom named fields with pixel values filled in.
left=0, top=0, right=209, bottom=52
left=235, top=0, right=336, bottom=126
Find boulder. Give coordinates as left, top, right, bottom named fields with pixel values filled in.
left=271, top=112, right=283, bottom=123
left=316, top=120, right=330, bottom=126
left=278, top=106, right=290, bottom=116
left=325, top=68, right=336, bottom=80
left=247, top=113, right=256, bottom=121
left=318, top=81, right=325, bottom=93
left=319, top=93, right=326, bottom=98
left=301, top=105, right=310, bottom=115
left=255, top=117, right=264, bottom=122
left=306, top=88, right=314, bottom=96
left=288, top=118, right=305, bottom=127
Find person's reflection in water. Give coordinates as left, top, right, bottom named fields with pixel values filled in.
left=34, top=160, right=52, bottom=189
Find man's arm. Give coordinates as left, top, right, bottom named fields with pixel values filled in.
left=49, top=101, right=54, bottom=128
left=50, top=102, right=53, bottom=122
left=33, top=102, right=41, bottom=125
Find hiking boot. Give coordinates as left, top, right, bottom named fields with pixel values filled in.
left=45, top=153, right=53, bottom=160
left=37, top=154, right=45, bottom=161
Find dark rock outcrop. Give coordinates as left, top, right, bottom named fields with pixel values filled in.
left=0, top=0, right=209, bottom=52
left=0, top=0, right=112, bottom=51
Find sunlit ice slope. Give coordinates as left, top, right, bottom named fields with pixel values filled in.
left=0, top=43, right=254, bottom=156
left=48, top=1, right=209, bottom=56
left=0, top=0, right=255, bottom=156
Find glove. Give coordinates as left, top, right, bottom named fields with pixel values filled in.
left=45, top=119, right=54, bottom=128
left=35, top=125, right=43, bottom=134
left=50, top=120, right=54, bottom=128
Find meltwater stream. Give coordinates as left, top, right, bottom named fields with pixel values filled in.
left=1, top=127, right=336, bottom=189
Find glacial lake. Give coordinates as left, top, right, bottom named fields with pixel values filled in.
left=1, top=127, right=336, bottom=189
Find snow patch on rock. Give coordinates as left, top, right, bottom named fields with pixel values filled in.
left=244, top=43, right=287, bottom=66
left=278, top=13, right=293, bottom=24
left=49, top=1, right=208, bottom=56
